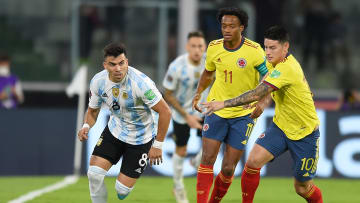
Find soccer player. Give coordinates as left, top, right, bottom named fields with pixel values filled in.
left=163, top=31, right=208, bottom=203
left=192, top=7, right=268, bottom=203
left=202, top=25, right=323, bottom=203
left=78, top=43, right=172, bottom=203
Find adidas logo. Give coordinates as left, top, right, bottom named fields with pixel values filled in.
left=135, top=168, right=142, bottom=174
left=303, top=172, right=309, bottom=177
left=102, top=93, right=108, bottom=97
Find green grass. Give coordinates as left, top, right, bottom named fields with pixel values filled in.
left=1, top=176, right=359, bottom=202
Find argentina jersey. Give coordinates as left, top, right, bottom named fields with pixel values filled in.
left=88, top=67, right=162, bottom=145
left=163, top=53, right=209, bottom=124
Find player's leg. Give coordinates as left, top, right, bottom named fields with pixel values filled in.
left=208, top=144, right=242, bottom=203
left=190, top=124, right=204, bottom=169
left=208, top=114, right=253, bottom=203
left=289, top=129, right=323, bottom=203
left=89, top=126, right=124, bottom=203
left=172, top=121, right=191, bottom=203
left=197, top=113, right=228, bottom=203
left=242, top=122, right=287, bottom=203
left=116, top=139, right=153, bottom=200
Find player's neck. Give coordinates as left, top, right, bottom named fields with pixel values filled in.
left=188, top=55, right=200, bottom=66
left=224, top=35, right=242, bottom=50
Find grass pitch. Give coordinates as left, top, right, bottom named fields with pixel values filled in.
left=1, top=176, right=359, bottom=202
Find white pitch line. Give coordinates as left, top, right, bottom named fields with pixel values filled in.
left=8, top=175, right=79, bottom=203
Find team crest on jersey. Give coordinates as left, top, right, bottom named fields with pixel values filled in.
left=203, top=124, right=209, bottom=131
left=167, top=75, right=173, bottom=82
left=194, top=72, right=200, bottom=78
left=258, top=133, right=265, bottom=139
left=122, top=91, right=128, bottom=99
left=237, top=58, right=247, bottom=68
left=217, top=58, right=222, bottom=63
left=112, top=88, right=119, bottom=97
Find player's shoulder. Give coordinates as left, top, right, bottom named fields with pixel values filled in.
left=128, top=66, right=155, bottom=86
left=169, top=54, right=187, bottom=69
left=208, top=39, right=224, bottom=47
left=243, top=38, right=262, bottom=50
left=90, top=70, right=108, bottom=86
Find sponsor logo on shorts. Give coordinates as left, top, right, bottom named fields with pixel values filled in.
left=258, top=133, right=265, bottom=139
left=135, top=168, right=142, bottom=174
left=203, top=124, right=209, bottom=131
left=96, top=136, right=103, bottom=146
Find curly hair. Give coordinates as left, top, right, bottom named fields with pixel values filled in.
left=217, top=7, right=248, bottom=30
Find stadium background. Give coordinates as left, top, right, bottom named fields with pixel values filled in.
left=1, top=0, right=360, bottom=202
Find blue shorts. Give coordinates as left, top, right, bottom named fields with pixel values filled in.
left=202, top=113, right=255, bottom=150
left=256, top=122, right=320, bottom=182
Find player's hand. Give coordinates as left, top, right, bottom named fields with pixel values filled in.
left=185, top=114, right=203, bottom=129
left=78, top=126, right=89, bottom=141
left=192, top=93, right=202, bottom=113
left=250, top=102, right=265, bottom=119
left=148, top=147, right=163, bottom=166
left=201, top=101, right=225, bottom=116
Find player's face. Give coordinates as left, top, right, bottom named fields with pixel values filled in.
left=103, top=53, right=128, bottom=83
left=264, top=38, right=289, bottom=66
left=186, top=36, right=206, bottom=64
left=221, top=15, right=244, bottom=42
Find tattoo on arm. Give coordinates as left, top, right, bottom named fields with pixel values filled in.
left=224, top=83, right=273, bottom=108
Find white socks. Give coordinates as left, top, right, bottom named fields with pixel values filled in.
left=172, top=153, right=185, bottom=189
left=88, top=166, right=108, bottom=203
left=115, top=179, right=133, bottom=200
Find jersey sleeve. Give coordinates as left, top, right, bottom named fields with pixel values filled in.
left=88, top=79, right=103, bottom=109
left=205, top=44, right=215, bottom=71
left=263, top=63, right=292, bottom=90
left=140, top=79, right=162, bottom=108
left=162, top=62, right=178, bottom=91
left=253, top=47, right=268, bottom=77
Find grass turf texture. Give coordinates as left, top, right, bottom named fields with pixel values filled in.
left=1, top=176, right=359, bottom=202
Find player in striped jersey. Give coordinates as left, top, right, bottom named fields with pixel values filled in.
left=192, top=7, right=268, bottom=203
left=202, top=26, right=323, bottom=203
left=163, top=31, right=208, bottom=203
left=78, top=43, right=171, bottom=202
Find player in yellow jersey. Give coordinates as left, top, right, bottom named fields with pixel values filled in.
left=203, top=26, right=323, bottom=203
left=192, top=7, right=268, bottom=203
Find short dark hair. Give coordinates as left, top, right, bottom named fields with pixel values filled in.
left=264, top=26, right=290, bottom=43
left=187, top=31, right=205, bottom=40
left=0, top=52, right=10, bottom=62
left=103, top=42, right=127, bottom=59
left=217, top=7, right=248, bottom=30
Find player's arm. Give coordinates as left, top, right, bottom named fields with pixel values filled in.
left=203, top=82, right=275, bottom=115
left=78, top=107, right=100, bottom=141
left=148, top=98, right=171, bottom=165
left=163, top=88, right=202, bottom=129
left=192, top=69, right=215, bottom=113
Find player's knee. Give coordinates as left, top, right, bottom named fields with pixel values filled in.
left=245, top=156, right=263, bottom=169
left=87, top=166, right=107, bottom=193
left=221, top=164, right=235, bottom=176
left=201, top=152, right=216, bottom=165
left=175, top=146, right=187, bottom=157
left=115, top=180, right=133, bottom=200
left=294, top=181, right=310, bottom=197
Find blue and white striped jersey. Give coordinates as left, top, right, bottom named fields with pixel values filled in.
left=88, top=66, right=162, bottom=145
left=163, top=53, right=209, bottom=124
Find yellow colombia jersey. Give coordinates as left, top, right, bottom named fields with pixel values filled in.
left=206, top=37, right=267, bottom=118
left=264, top=54, right=320, bottom=140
